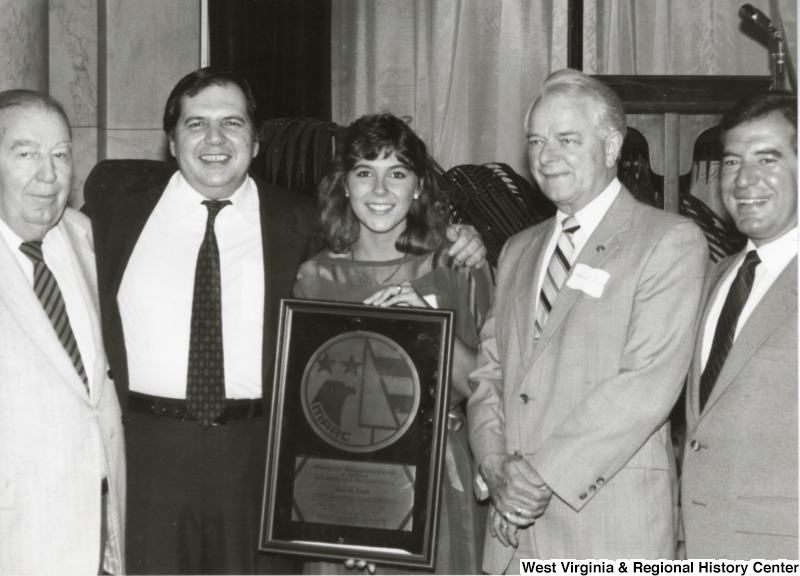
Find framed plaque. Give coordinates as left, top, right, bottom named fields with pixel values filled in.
left=260, top=298, right=454, bottom=570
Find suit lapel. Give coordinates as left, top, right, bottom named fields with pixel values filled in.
left=528, top=189, right=635, bottom=367
left=60, top=213, right=108, bottom=404
left=0, top=220, right=90, bottom=400
left=700, top=256, right=798, bottom=416
left=258, top=180, right=302, bottom=392
left=687, top=256, right=737, bottom=421
left=515, top=219, right=554, bottom=367
left=106, top=173, right=167, bottom=302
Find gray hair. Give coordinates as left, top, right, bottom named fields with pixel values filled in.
left=524, top=68, right=626, bottom=139
left=0, top=89, right=71, bottom=137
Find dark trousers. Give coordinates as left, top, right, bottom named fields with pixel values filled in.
left=125, top=411, right=298, bottom=575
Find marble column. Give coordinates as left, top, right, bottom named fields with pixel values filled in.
left=102, top=0, right=201, bottom=162
left=50, top=0, right=98, bottom=207
left=47, top=0, right=201, bottom=207
left=0, top=0, right=48, bottom=91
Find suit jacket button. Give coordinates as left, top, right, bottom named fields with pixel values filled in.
left=519, top=394, right=529, bottom=404
left=107, top=369, right=114, bottom=379
left=596, top=245, right=605, bottom=253
left=579, top=492, right=588, bottom=500
left=690, top=440, right=701, bottom=451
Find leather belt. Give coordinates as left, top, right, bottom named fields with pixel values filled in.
left=129, top=392, right=263, bottom=425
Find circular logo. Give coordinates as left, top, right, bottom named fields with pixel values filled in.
left=301, top=331, right=420, bottom=453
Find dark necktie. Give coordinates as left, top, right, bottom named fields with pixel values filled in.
left=186, top=200, right=231, bottom=428
left=534, top=215, right=581, bottom=338
left=19, top=240, right=89, bottom=392
left=699, top=250, right=761, bottom=410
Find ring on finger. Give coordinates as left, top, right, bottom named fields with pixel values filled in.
left=515, top=507, right=523, bottom=515
left=394, top=284, right=402, bottom=295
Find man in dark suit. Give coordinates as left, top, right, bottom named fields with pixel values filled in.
left=85, top=68, right=486, bottom=575
left=681, top=92, right=798, bottom=559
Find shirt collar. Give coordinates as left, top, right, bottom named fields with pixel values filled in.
left=0, top=215, right=61, bottom=253
left=746, top=227, right=798, bottom=274
left=555, top=178, right=621, bottom=236
left=0, top=216, right=24, bottom=252
left=162, top=172, right=260, bottom=223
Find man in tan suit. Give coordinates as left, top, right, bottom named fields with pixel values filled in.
left=0, top=90, right=125, bottom=573
left=682, top=92, right=797, bottom=559
left=467, top=69, right=707, bottom=571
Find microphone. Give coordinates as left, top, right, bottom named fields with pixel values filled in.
left=739, top=3, right=788, bottom=89
left=739, top=4, right=779, bottom=35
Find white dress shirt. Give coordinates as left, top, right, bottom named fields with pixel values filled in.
left=0, top=216, right=97, bottom=394
left=119, top=172, right=265, bottom=399
left=701, top=227, right=798, bottom=370
left=534, top=178, right=621, bottom=310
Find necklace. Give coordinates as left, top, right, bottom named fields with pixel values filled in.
left=350, top=249, right=407, bottom=286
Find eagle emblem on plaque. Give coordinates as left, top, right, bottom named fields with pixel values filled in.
left=301, top=331, right=421, bottom=452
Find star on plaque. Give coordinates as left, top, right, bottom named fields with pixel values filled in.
left=315, top=352, right=335, bottom=374
left=301, top=331, right=420, bottom=453
left=341, top=355, right=361, bottom=375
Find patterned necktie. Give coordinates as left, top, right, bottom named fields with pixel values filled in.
left=19, top=240, right=89, bottom=392
left=534, top=215, right=581, bottom=338
left=186, top=200, right=231, bottom=428
left=699, top=249, right=761, bottom=411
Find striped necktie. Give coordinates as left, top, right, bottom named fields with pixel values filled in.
left=186, top=200, right=231, bottom=428
left=699, top=250, right=760, bottom=410
left=19, top=240, right=89, bottom=392
left=534, top=215, right=581, bottom=338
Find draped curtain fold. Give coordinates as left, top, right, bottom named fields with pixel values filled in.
left=331, top=0, right=796, bottom=176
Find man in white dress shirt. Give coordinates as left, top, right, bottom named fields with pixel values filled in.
left=85, top=68, right=487, bottom=575
left=0, top=89, right=125, bottom=574
left=681, top=91, right=798, bottom=559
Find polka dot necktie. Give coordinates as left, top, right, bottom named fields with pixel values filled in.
left=534, top=215, right=581, bottom=339
left=186, top=200, right=231, bottom=428
left=699, top=249, right=760, bottom=411
left=19, top=240, right=89, bottom=393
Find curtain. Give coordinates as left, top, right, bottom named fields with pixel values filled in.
left=331, top=0, right=796, bottom=177
left=332, top=1, right=568, bottom=175
left=585, top=0, right=796, bottom=76
left=210, top=0, right=331, bottom=120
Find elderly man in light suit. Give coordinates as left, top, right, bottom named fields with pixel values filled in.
left=0, top=90, right=125, bottom=574
left=467, top=69, right=707, bottom=571
left=682, top=92, right=798, bottom=559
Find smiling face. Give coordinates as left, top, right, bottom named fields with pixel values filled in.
left=345, top=151, right=419, bottom=250
left=527, top=92, right=622, bottom=214
left=0, top=105, right=72, bottom=241
left=169, top=83, right=259, bottom=200
left=720, top=112, right=798, bottom=246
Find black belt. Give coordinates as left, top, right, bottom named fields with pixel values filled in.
left=129, top=392, right=263, bottom=425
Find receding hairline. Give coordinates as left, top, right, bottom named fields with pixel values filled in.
left=0, top=92, right=71, bottom=145
left=524, top=70, right=627, bottom=138
left=724, top=110, right=798, bottom=155
left=0, top=101, right=72, bottom=141
left=526, top=90, right=614, bottom=139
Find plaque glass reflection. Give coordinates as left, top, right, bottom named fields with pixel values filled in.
left=260, top=299, right=453, bottom=570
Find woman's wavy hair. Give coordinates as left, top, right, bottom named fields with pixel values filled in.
left=319, top=113, right=449, bottom=254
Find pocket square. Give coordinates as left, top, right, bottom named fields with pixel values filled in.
left=566, top=263, right=610, bottom=298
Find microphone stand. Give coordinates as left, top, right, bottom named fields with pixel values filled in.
left=768, top=28, right=787, bottom=91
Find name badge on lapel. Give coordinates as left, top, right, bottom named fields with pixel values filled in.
left=566, top=263, right=610, bottom=298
